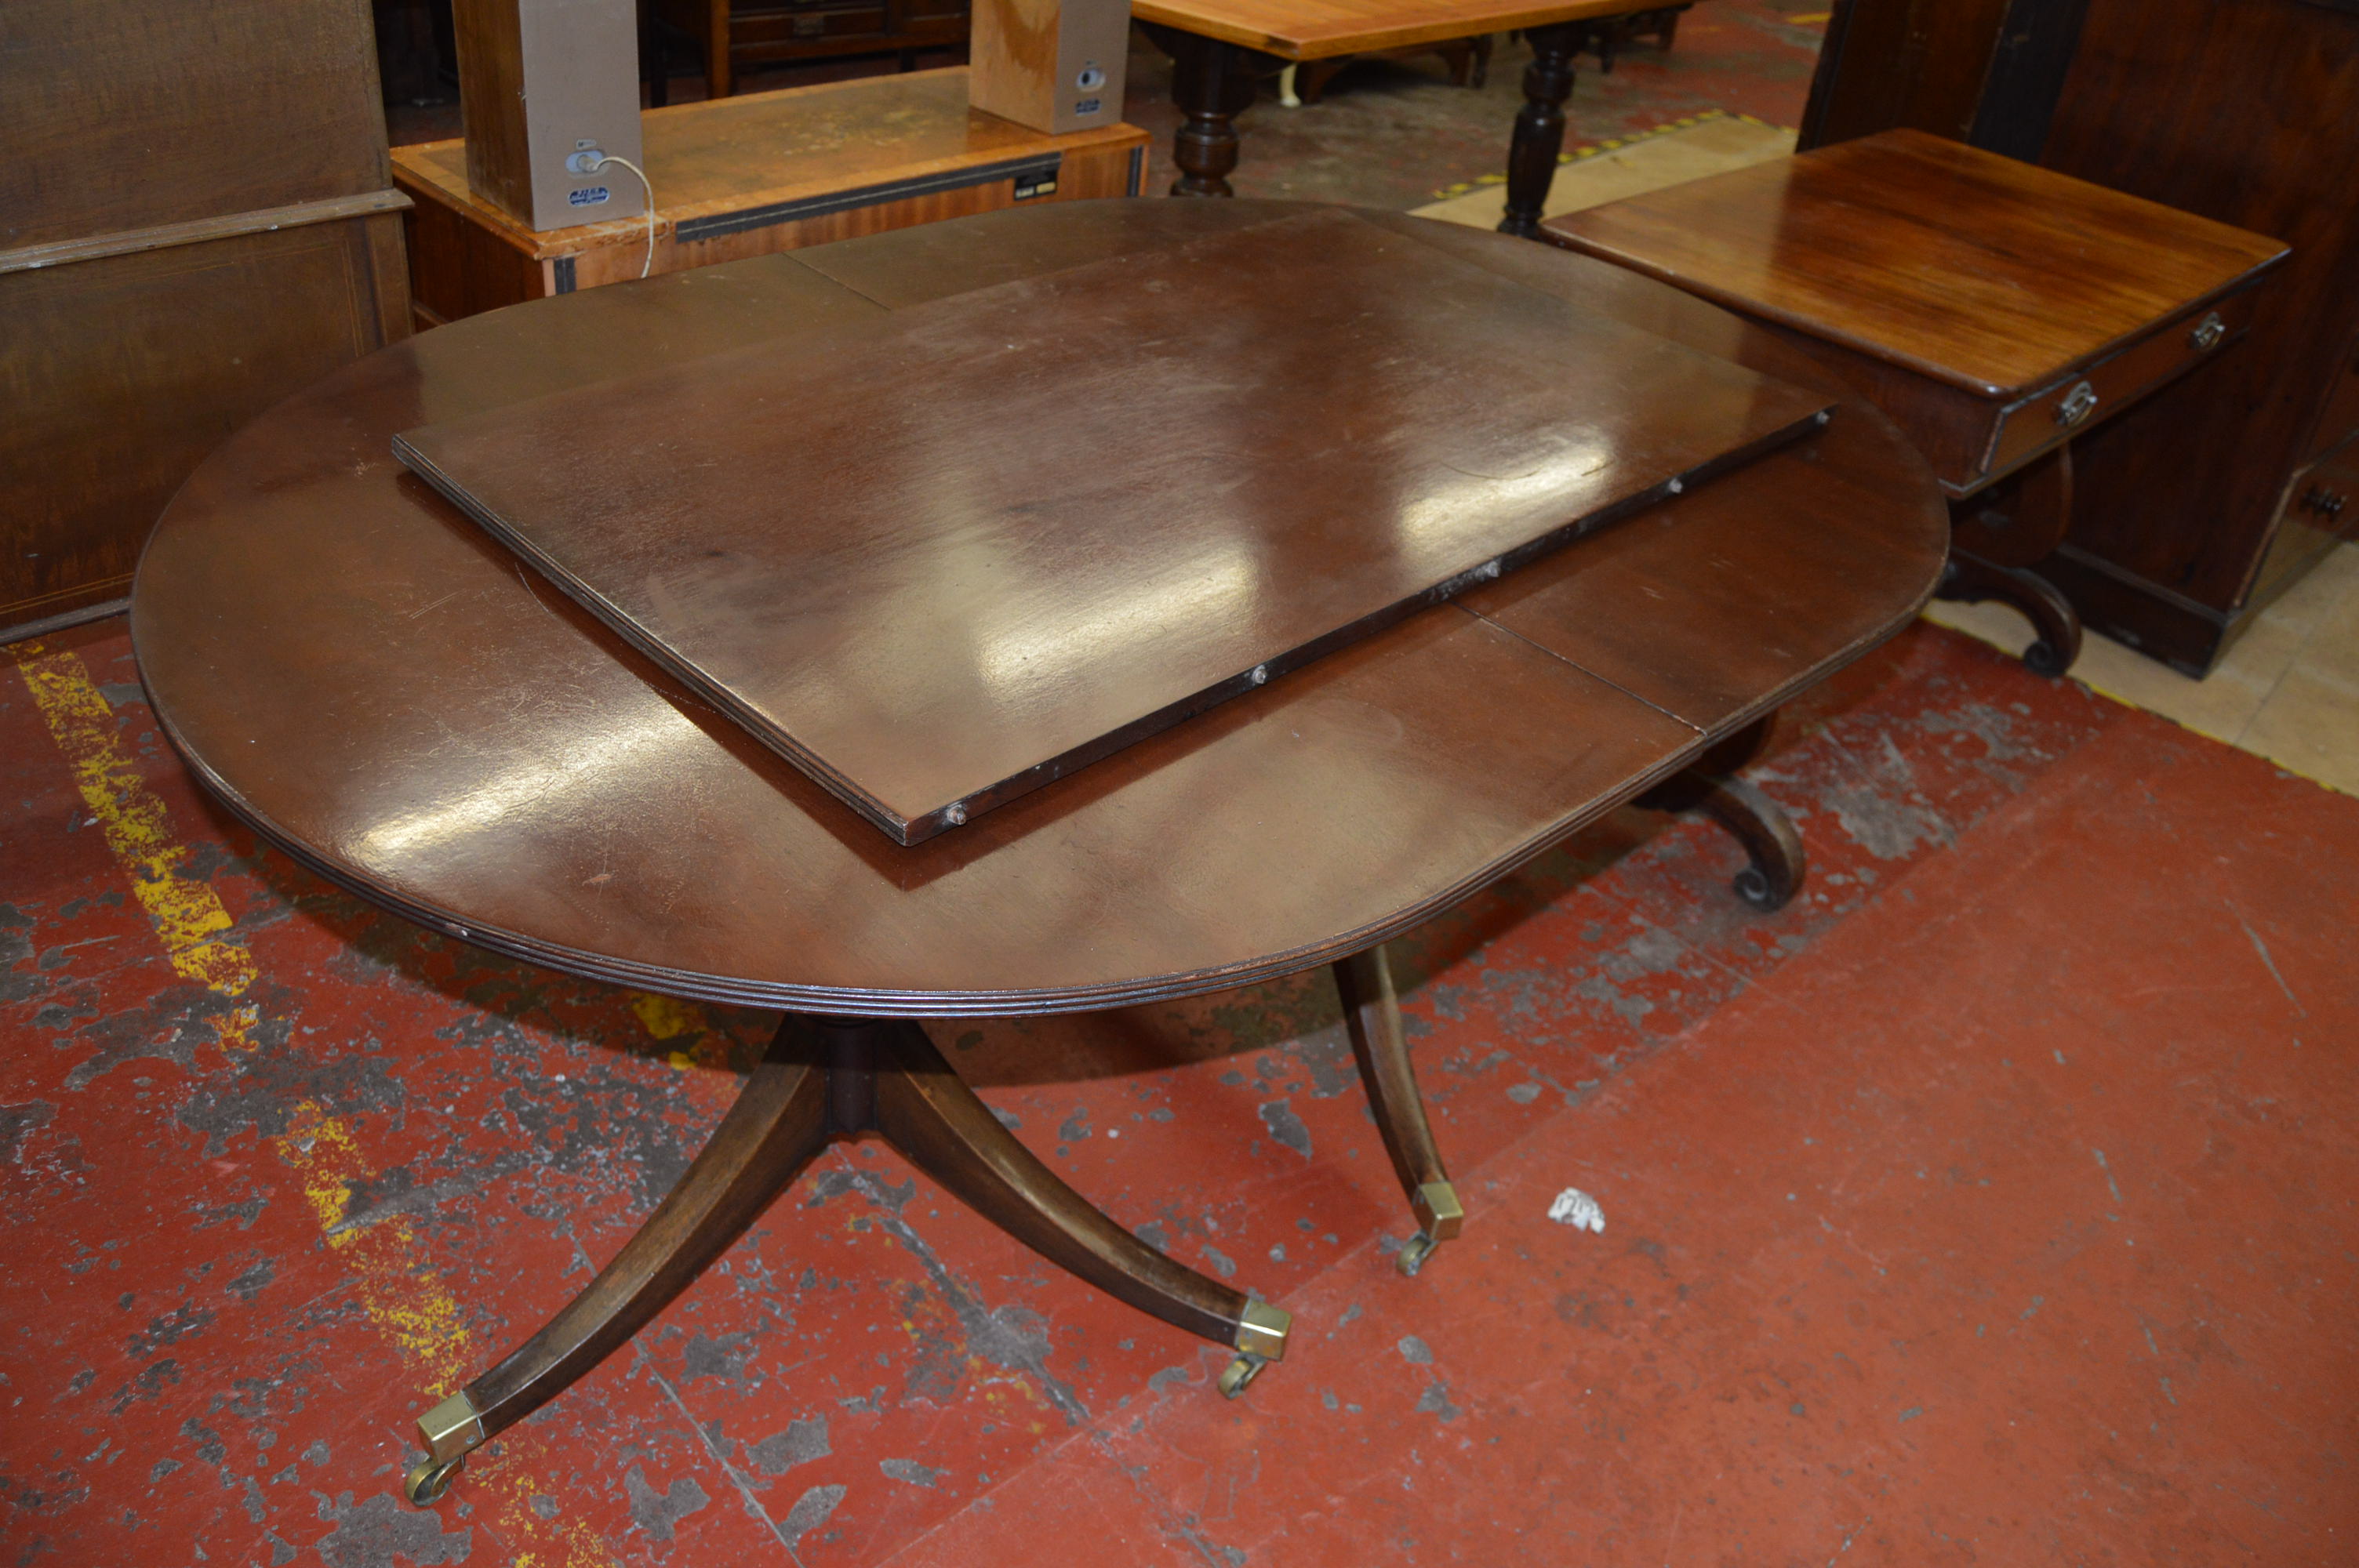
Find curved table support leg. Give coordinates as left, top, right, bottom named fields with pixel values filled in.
left=1499, top=21, right=1586, bottom=239
left=1636, top=720, right=1807, bottom=912
left=406, top=1020, right=831, bottom=1504
left=1334, top=946, right=1463, bottom=1277
left=1936, top=553, right=2083, bottom=677
left=1940, top=446, right=2082, bottom=677
left=1686, top=772, right=1807, bottom=911
left=409, top=1013, right=1293, bottom=1504
left=869, top=1018, right=1289, bottom=1394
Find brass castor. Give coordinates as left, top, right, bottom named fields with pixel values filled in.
left=404, top=1455, right=465, bottom=1507
left=1217, top=1352, right=1272, bottom=1399
left=1394, top=1181, right=1463, bottom=1276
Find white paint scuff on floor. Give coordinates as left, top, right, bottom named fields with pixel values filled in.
left=1548, top=1188, right=1607, bottom=1233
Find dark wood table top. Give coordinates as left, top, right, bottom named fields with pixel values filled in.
left=129, top=199, right=1946, bottom=1018
left=395, top=206, right=1830, bottom=845
left=1543, top=129, right=2288, bottom=399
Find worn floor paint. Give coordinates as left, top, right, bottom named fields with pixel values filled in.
left=6, top=612, right=2352, bottom=1566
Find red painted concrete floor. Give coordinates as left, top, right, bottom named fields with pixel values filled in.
left=4, top=615, right=2354, bottom=1566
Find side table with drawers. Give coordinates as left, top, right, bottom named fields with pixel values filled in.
left=1543, top=128, right=2289, bottom=675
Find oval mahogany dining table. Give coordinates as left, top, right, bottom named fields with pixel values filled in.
left=128, top=198, right=1947, bottom=1504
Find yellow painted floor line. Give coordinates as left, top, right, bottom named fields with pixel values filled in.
left=16, top=641, right=620, bottom=1566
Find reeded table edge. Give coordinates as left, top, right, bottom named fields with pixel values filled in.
left=135, top=582, right=1932, bottom=1020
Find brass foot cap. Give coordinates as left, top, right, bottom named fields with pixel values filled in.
left=417, top=1390, right=487, bottom=1465
left=1232, top=1299, right=1290, bottom=1362
left=1411, top=1181, right=1465, bottom=1241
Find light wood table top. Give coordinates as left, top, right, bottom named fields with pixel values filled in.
left=391, top=68, right=1143, bottom=263
left=1130, top=0, right=1675, bottom=60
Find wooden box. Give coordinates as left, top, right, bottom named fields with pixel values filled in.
left=969, top=0, right=1132, bottom=136
left=451, top=0, right=648, bottom=230
left=394, top=68, right=1150, bottom=325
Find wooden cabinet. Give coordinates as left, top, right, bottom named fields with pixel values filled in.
left=394, top=71, right=1147, bottom=326
left=1801, top=0, right=2359, bottom=676
left=0, top=0, right=413, bottom=638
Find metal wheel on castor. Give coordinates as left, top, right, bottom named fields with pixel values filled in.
left=404, top=1455, right=465, bottom=1506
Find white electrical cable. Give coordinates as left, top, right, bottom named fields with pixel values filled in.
left=591, top=154, right=659, bottom=279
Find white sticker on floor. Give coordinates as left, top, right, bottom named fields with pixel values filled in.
left=1547, top=1188, right=1606, bottom=1233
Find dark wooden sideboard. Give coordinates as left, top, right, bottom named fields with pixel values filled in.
left=0, top=0, right=413, bottom=642
left=654, top=0, right=972, bottom=98
left=1801, top=0, right=2359, bottom=676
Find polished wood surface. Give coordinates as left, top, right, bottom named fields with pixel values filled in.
left=395, top=206, right=1831, bottom=844
left=1543, top=129, right=2281, bottom=672
left=1797, top=0, right=2015, bottom=153
left=1, top=0, right=410, bottom=637
left=1792, top=2, right=2359, bottom=674
left=131, top=198, right=1945, bottom=1017
left=2033, top=0, right=2359, bottom=673
left=1130, top=0, right=1670, bottom=59
left=1543, top=129, right=2286, bottom=401
left=391, top=70, right=1148, bottom=323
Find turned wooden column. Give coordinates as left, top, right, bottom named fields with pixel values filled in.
left=1499, top=21, right=1587, bottom=238
left=1142, top=23, right=1285, bottom=197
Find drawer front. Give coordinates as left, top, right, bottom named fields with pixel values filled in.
left=2307, top=337, right=2359, bottom=463
left=1983, top=285, right=2259, bottom=485
left=2248, top=434, right=2359, bottom=608
left=735, top=5, right=890, bottom=43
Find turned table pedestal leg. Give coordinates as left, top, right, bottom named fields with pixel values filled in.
left=1141, top=24, right=1285, bottom=198
left=1499, top=21, right=1588, bottom=239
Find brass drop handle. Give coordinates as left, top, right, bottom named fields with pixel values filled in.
left=2055, top=380, right=2099, bottom=428
left=2189, top=311, right=2227, bottom=353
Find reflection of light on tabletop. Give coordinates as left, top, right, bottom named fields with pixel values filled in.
left=1395, top=432, right=1614, bottom=550
left=354, top=708, right=693, bottom=862
left=974, top=539, right=1262, bottom=700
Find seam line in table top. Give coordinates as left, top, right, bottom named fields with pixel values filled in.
left=1448, top=601, right=1703, bottom=735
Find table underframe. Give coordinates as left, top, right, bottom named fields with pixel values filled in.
left=1138, top=16, right=1621, bottom=238
left=398, top=735, right=1803, bottom=1506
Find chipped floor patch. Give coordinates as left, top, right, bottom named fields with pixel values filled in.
left=1547, top=1189, right=1607, bottom=1233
